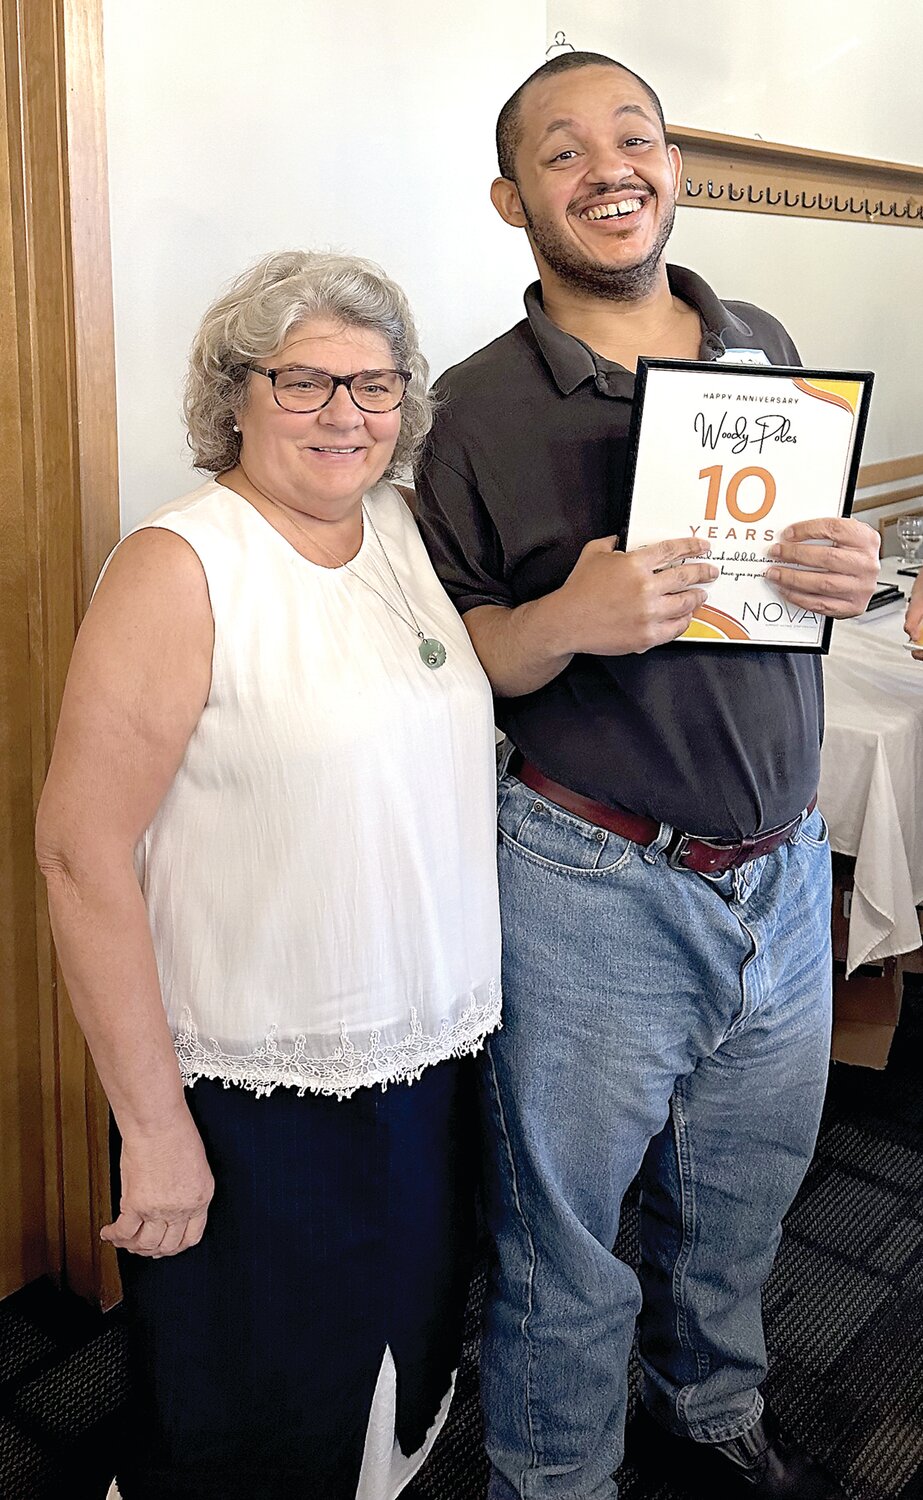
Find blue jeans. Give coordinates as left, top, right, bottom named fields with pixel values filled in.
left=481, top=765, right=833, bottom=1500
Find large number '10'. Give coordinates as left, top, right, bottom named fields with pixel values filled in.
left=699, top=464, right=776, bottom=522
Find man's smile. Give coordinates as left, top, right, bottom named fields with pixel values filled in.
left=574, top=191, right=651, bottom=229
left=579, top=196, right=644, bottom=220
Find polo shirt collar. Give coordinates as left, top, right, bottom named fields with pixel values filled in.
left=523, top=265, right=756, bottom=395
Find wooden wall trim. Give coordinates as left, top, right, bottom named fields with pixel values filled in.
left=62, top=0, right=119, bottom=597
left=0, top=0, right=53, bottom=1299
left=858, top=454, right=923, bottom=489
left=672, top=123, right=923, bottom=185
left=853, top=454, right=923, bottom=516
left=58, top=0, right=120, bottom=1308
left=854, top=482, right=923, bottom=516
left=672, top=123, right=923, bottom=227
left=3, top=0, right=120, bottom=1308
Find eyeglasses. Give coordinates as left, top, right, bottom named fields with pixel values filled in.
left=238, top=363, right=412, bottom=414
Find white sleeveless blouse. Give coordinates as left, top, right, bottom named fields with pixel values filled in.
left=124, top=478, right=501, bottom=1097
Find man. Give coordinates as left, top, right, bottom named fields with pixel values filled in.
left=415, top=50, right=880, bottom=1500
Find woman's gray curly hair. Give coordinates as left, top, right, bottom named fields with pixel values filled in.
left=184, top=250, right=433, bottom=477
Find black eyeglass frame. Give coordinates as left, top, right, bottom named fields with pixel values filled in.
left=237, top=363, right=412, bottom=413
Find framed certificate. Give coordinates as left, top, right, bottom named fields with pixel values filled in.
left=622, top=359, right=874, bottom=651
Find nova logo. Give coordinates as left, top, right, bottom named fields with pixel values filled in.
left=741, top=602, right=820, bottom=625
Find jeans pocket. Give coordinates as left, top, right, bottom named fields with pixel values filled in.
left=498, top=775, right=635, bottom=876
left=796, top=806, right=829, bottom=849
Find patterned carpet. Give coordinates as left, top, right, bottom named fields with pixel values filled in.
left=0, top=1279, right=123, bottom=1498
left=1, top=988, right=921, bottom=1500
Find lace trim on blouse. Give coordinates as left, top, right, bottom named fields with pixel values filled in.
left=173, top=989, right=501, bottom=1099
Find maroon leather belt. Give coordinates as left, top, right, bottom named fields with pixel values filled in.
left=510, top=754, right=816, bottom=875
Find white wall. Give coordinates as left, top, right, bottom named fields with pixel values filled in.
left=550, top=0, right=923, bottom=465
left=105, top=1, right=923, bottom=525
left=550, top=0, right=923, bottom=162
left=668, top=211, right=921, bottom=465
left=104, top=0, right=544, bottom=528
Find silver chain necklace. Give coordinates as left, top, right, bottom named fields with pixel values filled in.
left=253, top=482, right=447, bottom=670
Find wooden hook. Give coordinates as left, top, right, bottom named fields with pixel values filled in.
left=765, top=187, right=782, bottom=205
left=706, top=179, right=725, bottom=199
left=747, top=184, right=764, bottom=204
left=684, top=178, right=704, bottom=197
left=727, top=182, right=746, bottom=201
left=801, top=191, right=818, bottom=210
left=849, top=196, right=869, bottom=215
left=818, top=193, right=833, bottom=210
left=783, top=189, right=801, bottom=208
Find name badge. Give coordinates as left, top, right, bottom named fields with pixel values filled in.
left=717, top=347, right=772, bottom=366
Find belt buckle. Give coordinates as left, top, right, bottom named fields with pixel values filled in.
left=675, top=832, right=749, bottom=873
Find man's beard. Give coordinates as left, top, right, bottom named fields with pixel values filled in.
left=520, top=193, right=676, bottom=301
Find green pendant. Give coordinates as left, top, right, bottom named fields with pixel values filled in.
left=419, top=637, right=447, bottom=669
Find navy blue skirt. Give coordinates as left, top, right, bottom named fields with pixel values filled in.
left=113, top=1057, right=477, bottom=1500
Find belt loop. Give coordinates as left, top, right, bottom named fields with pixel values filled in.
left=643, top=821, right=674, bottom=865
left=791, top=794, right=817, bottom=846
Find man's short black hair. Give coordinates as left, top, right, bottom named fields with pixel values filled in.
left=496, top=51, right=667, bottom=183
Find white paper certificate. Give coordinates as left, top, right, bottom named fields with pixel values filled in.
left=622, top=360, right=874, bottom=651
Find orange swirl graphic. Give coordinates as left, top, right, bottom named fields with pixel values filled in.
left=792, top=378, right=861, bottom=416
left=681, top=604, right=751, bottom=642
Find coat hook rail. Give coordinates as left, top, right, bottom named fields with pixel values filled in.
left=685, top=183, right=919, bottom=219
left=670, top=122, right=923, bottom=227
left=682, top=177, right=920, bottom=224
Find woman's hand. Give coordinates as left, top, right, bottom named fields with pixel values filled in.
left=103, top=1108, right=215, bottom=1257
left=904, top=571, right=923, bottom=661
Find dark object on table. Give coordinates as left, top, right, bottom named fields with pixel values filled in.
left=863, top=583, right=904, bottom=612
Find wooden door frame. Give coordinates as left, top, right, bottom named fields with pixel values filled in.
left=3, top=0, right=120, bottom=1306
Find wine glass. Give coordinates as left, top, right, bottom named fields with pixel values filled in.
left=896, top=515, right=923, bottom=567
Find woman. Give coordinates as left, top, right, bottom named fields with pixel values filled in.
left=36, top=251, right=502, bottom=1500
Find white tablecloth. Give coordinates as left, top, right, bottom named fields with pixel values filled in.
left=820, top=560, right=923, bottom=973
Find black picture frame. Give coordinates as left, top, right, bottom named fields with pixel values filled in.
left=621, top=358, right=875, bottom=654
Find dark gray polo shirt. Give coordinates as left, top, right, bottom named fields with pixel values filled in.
left=415, top=265, right=822, bottom=839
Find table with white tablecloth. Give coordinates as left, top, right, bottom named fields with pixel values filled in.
left=820, top=560, right=923, bottom=974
